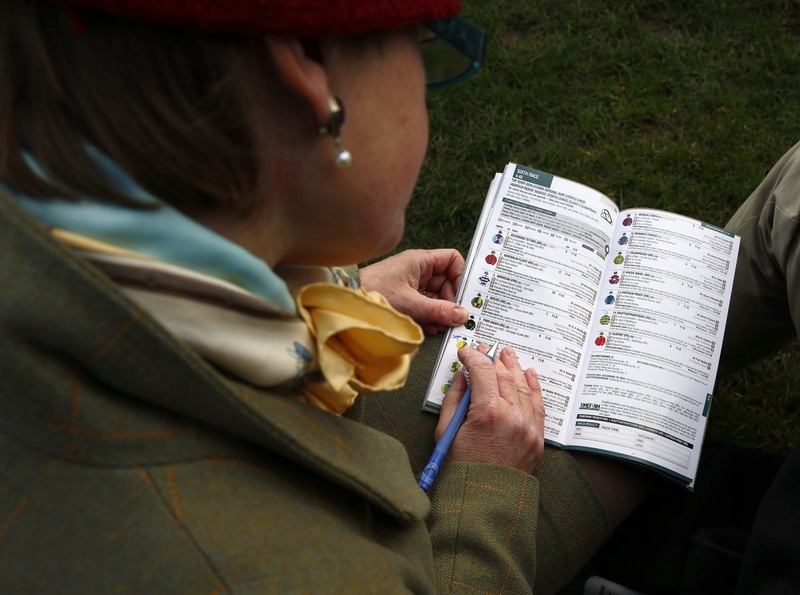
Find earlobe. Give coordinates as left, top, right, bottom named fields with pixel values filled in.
left=264, top=36, right=331, bottom=125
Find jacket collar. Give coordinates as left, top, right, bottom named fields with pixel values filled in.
left=0, top=189, right=429, bottom=523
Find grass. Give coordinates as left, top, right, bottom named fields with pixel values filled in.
left=395, top=0, right=800, bottom=456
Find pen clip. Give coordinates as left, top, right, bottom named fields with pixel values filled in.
left=485, top=341, right=500, bottom=360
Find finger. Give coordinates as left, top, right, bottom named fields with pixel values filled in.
left=525, top=367, right=546, bottom=434
left=457, top=345, right=499, bottom=404
left=436, top=277, right=461, bottom=302
left=497, top=345, right=533, bottom=410
left=417, top=250, right=464, bottom=300
left=436, top=370, right=468, bottom=441
left=402, top=291, right=468, bottom=331
left=417, top=273, right=451, bottom=300
left=420, top=269, right=462, bottom=300
left=421, top=322, right=443, bottom=336
left=456, top=344, right=486, bottom=389
left=422, top=249, right=465, bottom=278
left=488, top=348, right=521, bottom=405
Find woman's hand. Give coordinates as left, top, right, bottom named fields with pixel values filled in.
left=360, top=249, right=468, bottom=335
left=437, top=344, right=545, bottom=474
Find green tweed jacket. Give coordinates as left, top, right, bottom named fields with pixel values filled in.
left=0, top=191, right=609, bottom=593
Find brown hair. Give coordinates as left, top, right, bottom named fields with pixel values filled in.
left=0, top=1, right=261, bottom=213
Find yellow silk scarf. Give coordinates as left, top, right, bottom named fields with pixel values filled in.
left=53, top=229, right=424, bottom=414
left=296, top=283, right=423, bottom=412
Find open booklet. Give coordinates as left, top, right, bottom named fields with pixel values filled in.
left=422, top=164, right=740, bottom=490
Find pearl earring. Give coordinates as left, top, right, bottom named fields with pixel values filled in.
left=317, top=95, right=352, bottom=168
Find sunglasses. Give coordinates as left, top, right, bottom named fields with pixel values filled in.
left=421, top=18, right=487, bottom=90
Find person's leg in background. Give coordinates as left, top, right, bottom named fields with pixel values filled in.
left=721, top=141, right=800, bottom=372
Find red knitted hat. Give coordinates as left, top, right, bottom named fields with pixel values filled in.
left=49, top=0, right=462, bottom=37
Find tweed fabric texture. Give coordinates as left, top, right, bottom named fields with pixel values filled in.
left=0, top=191, right=435, bottom=593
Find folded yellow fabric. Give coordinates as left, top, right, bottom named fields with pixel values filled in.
left=52, top=227, right=425, bottom=415
left=296, top=284, right=424, bottom=413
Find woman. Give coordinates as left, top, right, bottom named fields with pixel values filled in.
left=0, top=1, right=642, bottom=592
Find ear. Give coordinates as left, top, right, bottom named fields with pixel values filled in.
left=264, top=36, right=331, bottom=126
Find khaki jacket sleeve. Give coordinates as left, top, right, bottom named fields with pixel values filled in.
left=426, top=461, right=540, bottom=594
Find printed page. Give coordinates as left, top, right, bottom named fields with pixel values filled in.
left=566, top=209, right=739, bottom=487
left=423, top=164, right=619, bottom=445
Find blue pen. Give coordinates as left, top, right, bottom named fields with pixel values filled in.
left=419, top=341, right=500, bottom=492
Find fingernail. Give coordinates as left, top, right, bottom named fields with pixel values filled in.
left=451, top=306, right=468, bottom=324
left=505, top=345, right=517, bottom=358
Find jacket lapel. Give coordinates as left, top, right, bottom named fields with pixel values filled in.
left=0, top=190, right=429, bottom=524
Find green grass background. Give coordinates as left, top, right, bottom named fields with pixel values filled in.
left=395, top=0, right=800, bottom=456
